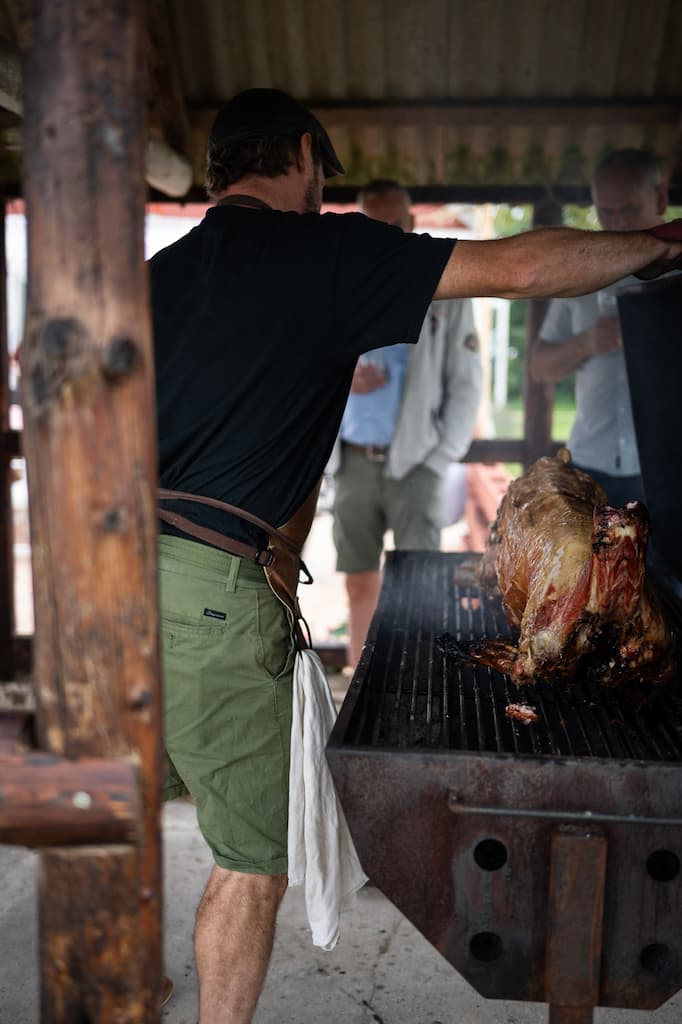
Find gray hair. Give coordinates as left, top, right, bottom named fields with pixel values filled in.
left=594, top=148, right=663, bottom=189
left=356, top=178, right=412, bottom=208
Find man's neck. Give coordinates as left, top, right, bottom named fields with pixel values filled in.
left=219, top=174, right=303, bottom=214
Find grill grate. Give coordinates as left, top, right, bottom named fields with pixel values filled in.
left=341, top=551, right=682, bottom=760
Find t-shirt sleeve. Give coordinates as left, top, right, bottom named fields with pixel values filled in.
left=539, top=298, right=574, bottom=343
left=330, top=213, right=455, bottom=357
left=540, top=294, right=600, bottom=343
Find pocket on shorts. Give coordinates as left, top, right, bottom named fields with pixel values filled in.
left=161, top=616, right=227, bottom=648
left=159, top=566, right=229, bottom=639
left=255, top=588, right=295, bottom=682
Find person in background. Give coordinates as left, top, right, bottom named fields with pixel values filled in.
left=330, top=179, right=482, bottom=668
left=150, top=87, right=682, bottom=1024
left=530, top=148, right=670, bottom=507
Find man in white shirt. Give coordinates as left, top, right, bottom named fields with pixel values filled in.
left=530, top=148, right=669, bottom=506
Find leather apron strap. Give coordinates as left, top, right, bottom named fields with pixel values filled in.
left=158, top=482, right=321, bottom=649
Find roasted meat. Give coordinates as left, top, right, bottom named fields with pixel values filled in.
left=462, top=449, right=675, bottom=686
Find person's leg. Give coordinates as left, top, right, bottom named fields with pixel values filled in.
left=159, top=536, right=295, bottom=1023
left=332, top=448, right=386, bottom=668
left=387, top=465, right=444, bottom=551
left=195, top=866, right=288, bottom=1024
left=345, top=569, right=382, bottom=667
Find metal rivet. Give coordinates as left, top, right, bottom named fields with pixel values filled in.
left=72, top=791, right=92, bottom=810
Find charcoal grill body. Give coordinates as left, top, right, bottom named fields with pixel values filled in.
left=618, top=276, right=682, bottom=582
left=327, top=550, right=682, bottom=1014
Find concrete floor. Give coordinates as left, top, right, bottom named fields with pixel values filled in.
left=2, top=795, right=682, bottom=1024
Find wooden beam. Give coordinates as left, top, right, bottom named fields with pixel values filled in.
left=1, top=427, right=21, bottom=457
left=12, top=635, right=31, bottom=675
left=191, top=98, right=682, bottom=136
left=0, top=31, right=191, bottom=197
left=144, top=0, right=192, bottom=196
left=0, top=753, right=140, bottom=846
left=145, top=134, right=193, bottom=197
left=0, top=200, right=13, bottom=677
left=308, top=99, right=682, bottom=129
left=22, top=0, right=162, bottom=1018
left=145, top=0, right=191, bottom=158
left=0, top=37, right=22, bottom=117
left=39, top=848, right=154, bottom=1023
left=150, top=181, right=682, bottom=206
left=0, top=709, right=32, bottom=752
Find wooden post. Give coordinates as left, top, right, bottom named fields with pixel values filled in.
left=523, top=197, right=563, bottom=467
left=0, top=197, right=14, bottom=679
left=21, top=2, right=162, bottom=1021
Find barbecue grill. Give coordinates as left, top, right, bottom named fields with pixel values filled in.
left=327, top=278, right=682, bottom=1024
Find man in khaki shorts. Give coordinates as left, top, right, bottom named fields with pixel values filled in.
left=149, top=86, right=682, bottom=1023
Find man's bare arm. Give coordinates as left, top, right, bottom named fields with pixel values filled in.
left=530, top=319, right=622, bottom=383
left=433, top=226, right=682, bottom=301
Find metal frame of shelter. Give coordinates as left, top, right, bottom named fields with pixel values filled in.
left=0, top=2, right=680, bottom=1021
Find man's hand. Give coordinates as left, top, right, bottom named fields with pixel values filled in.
left=350, top=362, right=388, bottom=393
left=587, top=317, right=622, bottom=357
left=636, top=219, right=682, bottom=280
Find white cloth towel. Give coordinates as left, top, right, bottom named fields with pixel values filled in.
left=288, top=648, right=369, bottom=950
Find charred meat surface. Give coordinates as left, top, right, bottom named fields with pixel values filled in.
left=465, top=449, right=675, bottom=686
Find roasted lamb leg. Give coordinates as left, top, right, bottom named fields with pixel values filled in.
left=456, top=449, right=675, bottom=686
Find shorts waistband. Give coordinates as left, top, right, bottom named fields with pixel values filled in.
left=158, top=534, right=268, bottom=583
left=342, top=440, right=389, bottom=462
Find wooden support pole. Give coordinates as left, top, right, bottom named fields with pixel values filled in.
left=0, top=197, right=15, bottom=679
left=0, top=31, right=192, bottom=198
left=0, top=753, right=140, bottom=846
left=21, top=1, right=162, bottom=1020
left=523, top=197, right=563, bottom=467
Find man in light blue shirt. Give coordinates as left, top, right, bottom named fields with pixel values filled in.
left=332, top=180, right=482, bottom=667
left=530, top=149, right=670, bottom=506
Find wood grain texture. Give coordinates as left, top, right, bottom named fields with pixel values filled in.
left=21, top=0, right=163, bottom=1018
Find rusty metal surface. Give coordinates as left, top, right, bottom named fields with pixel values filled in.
left=327, top=551, right=682, bottom=1010
left=545, top=827, right=606, bottom=1009
left=549, top=1009, right=595, bottom=1024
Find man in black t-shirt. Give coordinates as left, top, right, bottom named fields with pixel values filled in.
left=150, top=88, right=682, bottom=1022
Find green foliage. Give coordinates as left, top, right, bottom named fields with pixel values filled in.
left=493, top=204, right=532, bottom=237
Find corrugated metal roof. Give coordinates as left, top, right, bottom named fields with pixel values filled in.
left=170, top=0, right=682, bottom=103
left=166, top=0, right=682, bottom=190
left=0, top=0, right=680, bottom=193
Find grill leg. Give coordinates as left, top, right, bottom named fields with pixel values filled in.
left=548, top=1008, right=594, bottom=1024
left=545, top=826, right=606, bottom=1023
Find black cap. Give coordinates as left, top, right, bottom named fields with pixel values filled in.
left=209, top=88, right=344, bottom=179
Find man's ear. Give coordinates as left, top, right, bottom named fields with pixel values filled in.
left=296, top=132, right=313, bottom=172
left=655, top=182, right=669, bottom=217
left=407, top=212, right=415, bottom=232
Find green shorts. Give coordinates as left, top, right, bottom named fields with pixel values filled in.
left=333, top=448, right=444, bottom=573
left=159, top=535, right=295, bottom=875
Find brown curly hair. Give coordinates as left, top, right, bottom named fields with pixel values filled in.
left=205, top=133, right=323, bottom=201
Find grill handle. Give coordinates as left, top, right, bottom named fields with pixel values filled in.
left=448, top=792, right=682, bottom=827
